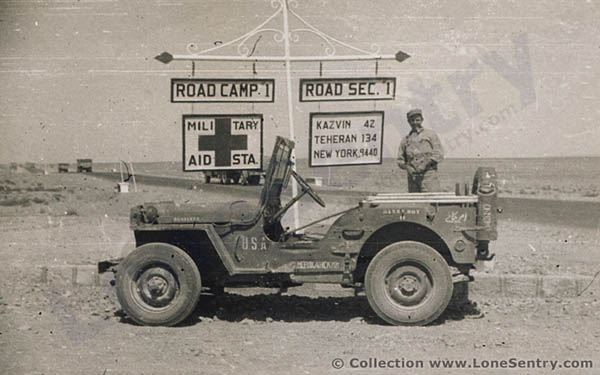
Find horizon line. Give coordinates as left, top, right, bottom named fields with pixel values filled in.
left=3, top=154, right=600, bottom=165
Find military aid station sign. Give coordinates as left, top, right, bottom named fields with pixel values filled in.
left=172, top=79, right=275, bottom=103
left=309, top=111, right=384, bottom=167
left=183, top=114, right=263, bottom=172
left=300, top=77, right=396, bottom=102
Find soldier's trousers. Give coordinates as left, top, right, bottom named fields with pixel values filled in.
left=407, top=170, right=441, bottom=193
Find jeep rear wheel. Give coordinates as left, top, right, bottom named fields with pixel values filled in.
left=365, top=241, right=452, bottom=326
left=116, top=243, right=202, bottom=326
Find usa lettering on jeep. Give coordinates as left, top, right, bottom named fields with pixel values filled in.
left=238, top=235, right=268, bottom=251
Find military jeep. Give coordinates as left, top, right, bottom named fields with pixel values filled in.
left=100, top=136, right=498, bottom=326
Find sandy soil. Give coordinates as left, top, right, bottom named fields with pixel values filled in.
left=1, top=170, right=599, bottom=374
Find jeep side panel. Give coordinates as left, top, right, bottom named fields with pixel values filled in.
left=132, top=225, right=235, bottom=286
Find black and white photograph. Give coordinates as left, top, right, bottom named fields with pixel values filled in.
left=1, top=0, right=599, bottom=373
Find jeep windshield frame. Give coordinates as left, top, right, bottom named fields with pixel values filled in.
left=259, top=136, right=295, bottom=219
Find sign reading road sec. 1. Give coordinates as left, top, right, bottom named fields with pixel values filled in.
left=300, top=78, right=395, bottom=102
left=183, top=114, right=263, bottom=172
left=172, top=79, right=275, bottom=103
left=309, top=111, right=384, bottom=167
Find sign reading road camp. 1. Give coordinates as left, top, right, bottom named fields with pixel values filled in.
left=309, top=111, right=384, bottom=167
left=300, top=78, right=395, bottom=102
left=172, top=79, right=275, bottom=103
left=183, top=114, right=263, bottom=172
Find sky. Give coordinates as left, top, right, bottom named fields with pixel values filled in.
left=1, top=0, right=599, bottom=164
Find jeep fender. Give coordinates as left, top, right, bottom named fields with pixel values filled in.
left=133, top=224, right=237, bottom=276
left=326, top=207, right=475, bottom=265
left=355, top=221, right=475, bottom=265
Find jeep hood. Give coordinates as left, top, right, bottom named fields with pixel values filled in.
left=132, top=200, right=258, bottom=225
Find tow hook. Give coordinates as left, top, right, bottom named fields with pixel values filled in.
left=478, top=252, right=496, bottom=261
left=452, top=274, right=473, bottom=283
left=98, top=258, right=122, bottom=274
left=476, top=241, right=495, bottom=261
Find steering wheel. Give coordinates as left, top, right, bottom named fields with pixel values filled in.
left=292, top=171, right=326, bottom=207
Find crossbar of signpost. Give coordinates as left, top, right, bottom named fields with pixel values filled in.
left=156, top=0, right=409, bottom=228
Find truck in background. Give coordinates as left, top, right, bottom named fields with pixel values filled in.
left=203, top=170, right=262, bottom=185
left=58, top=163, right=69, bottom=173
left=76, top=159, right=93, bottom=173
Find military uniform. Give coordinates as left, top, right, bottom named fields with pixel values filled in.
left=397, top=109, right=444, bottom=192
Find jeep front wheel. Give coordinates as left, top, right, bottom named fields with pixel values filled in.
left=365, top=241, right=452, bottom=326
left=116, top=243, right=202, bottom=326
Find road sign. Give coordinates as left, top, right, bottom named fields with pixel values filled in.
left=309, top=111, right=384, bottom=167
left=172, top=79, right=275, bottom=103
left=300, top=77, right=395, bottom=102
left=183, top=114, right=263, bottom=172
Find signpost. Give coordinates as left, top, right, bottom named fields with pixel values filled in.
left=300, top=78, right=396, bottom=102
left=309, top=111, right=384, bottom=167
left=156, top=0, right=410, bottom=229
left=171, top=79, right=275, bottom=103
left=183, top=114, right=263, bottom=172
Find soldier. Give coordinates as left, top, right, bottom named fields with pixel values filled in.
left=397, top=108, right=444, bottom=192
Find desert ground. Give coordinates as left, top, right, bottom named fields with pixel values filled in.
left=1, top=167, right=599, bottom=374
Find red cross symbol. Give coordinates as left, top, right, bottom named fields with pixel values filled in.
left=198, top=118, right=248, bottom=167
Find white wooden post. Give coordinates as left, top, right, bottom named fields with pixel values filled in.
left=281, top=0, right=300, bottom=227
